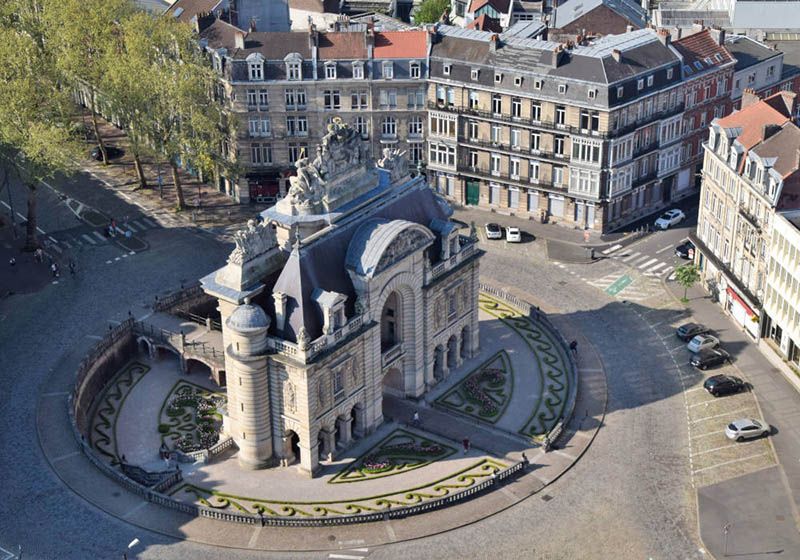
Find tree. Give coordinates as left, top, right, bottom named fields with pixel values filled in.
left=44, top=0, right=134, bottom=165
left=0, top=0, right=82, bottom=250
left=413, top=0, right=450, bottom=24
left=136, top=16, right=227, bottom=211
left=675, top=263, right=700, bottom=303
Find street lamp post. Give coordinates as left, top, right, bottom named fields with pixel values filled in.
left=122, top=537, right=140, bottom=560
left=723, top=522, right=731, bottom=556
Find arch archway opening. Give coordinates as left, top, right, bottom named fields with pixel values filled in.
left=185, top=358, right=212, bottom=378
left=446, top=335, right=459, bottom=370
left=460, top=326, right=470, bottom=360
left=380, top=291, right=401, bottom=352
left=433, top=345, right=445, bottom=380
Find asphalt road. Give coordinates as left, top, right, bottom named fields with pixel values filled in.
left=0, top=180, right=716, bottom=560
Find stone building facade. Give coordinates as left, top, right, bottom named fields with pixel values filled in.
left=198, top=15, right=430, bottom=204
left=201, top=120, right=482, bottom=475
left=426, top=26, right=694, bottom=232
left=692, top=90, right=800, bottom=340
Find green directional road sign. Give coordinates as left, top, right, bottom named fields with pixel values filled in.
left=606, top=274, right=632, bottom=296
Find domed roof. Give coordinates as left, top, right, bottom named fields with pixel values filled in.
left=227, top=303, right=270, bottom=332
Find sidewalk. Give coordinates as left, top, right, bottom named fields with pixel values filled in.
left=78, top=115, right=267, bottom=237
left=665, top=280, right=800, bottom=558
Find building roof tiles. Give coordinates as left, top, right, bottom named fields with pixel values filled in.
left=373, top=31, right=428, bottom=59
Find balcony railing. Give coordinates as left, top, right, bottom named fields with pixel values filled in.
left=458, top=163, right=563, bottom=191
left=612, top=102, right=685, bottom=138
left=381, top=343, right=403, bottom=368
left=738, top=202, right=762, bottom=233
left=458, top=136, right=564, bottom=163
left=426, top=236, right=479, bottom=283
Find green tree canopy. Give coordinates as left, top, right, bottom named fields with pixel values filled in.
left=414, top=0, right=451, bottom=24
left=675, top=263, right=701, bottom=302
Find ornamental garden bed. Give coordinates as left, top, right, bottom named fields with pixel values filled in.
left=158, top=381, right=227, bottom=453
left=434, top=350, right=513, bottom=424
left=328, top=429, right=456, bottom=484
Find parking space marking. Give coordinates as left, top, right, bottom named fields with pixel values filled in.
left=691, top=440, right=760, bottom=458
left=691, top=430, right=725, bottom=440
left=690, top=408, right=750, bottom=424
left=692, top=452, right=770, bottom=474
left=656, top=244, right=674, bottom=254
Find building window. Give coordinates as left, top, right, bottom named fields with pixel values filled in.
left=431, top=114, right=456, bottom=137
left=492, top=94, right=502, bottom=114
left=571, top=138, right=601, bottom=164
left=554, top=136, right=565, bottom=155
left=617, top=86, right=624, bottom=98
left=511, top=128, right=521, bottom=149
left=647, top=75, right=654, bottom=87
left=325, top=62, right=336, bottom=79
left=558, top=84, right=567, bottom=94
left=379, top=88, right=397, bottom=108
left=381, top=117, right=397, bottom=138
left=407, top=88, right=425, bottom=109
left=443, top=63, right=451, bottom=76
left=530, top=132, right=540, bottom=152
left=285, top=88, right=306, bottom=109
left=410, top=62, right=421, bottom=79
left=469, top=90, right=479, bottom=109
left=323, top=90, right=341, bottom=110
left=552, top=166, right=563, bottom=185
left=382, top=61, right=393, bottom=79
left=333, top=370, right=343, bottom=397
left=248, top=116, right=271, bottom=137
left=588, top=89, right=597, bottom=99
left=529, top=160, right=540, bottom=181
left=555, top=106, right=566, bottom=125
left=353, top=116, right=368, bottom=138
left=471, top=68, right=479, bottom=80
left=287, top=61, right=301, bottom=80
left=580, top=110, right=599, bottom=131
left=288, top=143, right=307, bottom=162
left=534, top=79, right=542, bottom=90
left=429, top=143, right=456, bottom=168
left=246, top=89, right=257, bottom=108
left=494, top=72, right=503, bottom=83
left=512, top=97, right=522, bottom=118
left=667, top=68, right=673, bottom=80
left=258, top=89, right=268, bottom=107
left=250, top=143, right=272, bottom=165
left=510, top=159, right=520, bottom=180
left=490, top=153, right=501, bottom=175
left=352, top=62, right=364, bottom=79
left=491, top=124, right=501, bottom=143
left=286, top=116, right=308, bottom=137
left=489, top=183, right=500, bottom=204
left=514, top=76, right=523, bottom=87
left=531, top=102, right=541, bottom=122
left=469, top=149, right=478, bottom=168
left=351, top=90, right=368, bottom=109
left=248, top=61, right=263, bottom=81
left=410, top=143, right=424, bottom=164
left=408, top=116, right=424, bottom=137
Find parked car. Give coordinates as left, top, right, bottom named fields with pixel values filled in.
left=703, top=374, right=746, bottom=396
left=687, top=334, right=720, bottom=353
left=90, top=145, right=124, bottom=161
left=505, top=227, right=522, bottom=242
left=485, top=223, right=503, bottom=240
left=725, top=418, right=770, bottom=441
left=676, top=322, right=709, bottom=342
left=691, top=348, right=731, bottom=370
left=654, top=209, right=686, bottom=230
left=675, top=240, right=696, bottom=259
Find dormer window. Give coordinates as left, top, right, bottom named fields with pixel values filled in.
left=410, top=61, right=421, bottom=79
left=647, top=75, right=654, bottom=87
left=694, top=61, right=703, bottom=70
left=352, top=61, right=364, bottom=79
left=494, top=72, right=503, bottom=83
left=314, top=289, right=348, bottom=335
left=637, top=78, right=644, bottom=91
left=514, top=76, right=523, bottom=87
left=324, top=62, right=336, bottom=79
left=558, top=84, right=567, bottom=94
left=247, top=53, right=265, bottom=81
left=617, top=86, right=624, bottom=98
left=588, top=88, right=597, bottom=99
left=382, top=61, right=394, bottom=79
left=534, top=79, right=542, bottom=90
left=667, top=68, right=674, bottom=80
left=285, top=58, right=302, bottom=80
left=443, top=63, right=451, bottom=76
left=471, top=68, right=479, bottom=80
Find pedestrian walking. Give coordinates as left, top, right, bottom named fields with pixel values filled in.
left=34, top=248, right=43, bottom=263
left=462, top=437, right=471, bottom=454
left=412, top=411, right=420, bottom=427
left=569, top=340, right=578, bottom=354
left=51, top=263, right=59, bottom=278
left=68, top=259, right=76, bottom=276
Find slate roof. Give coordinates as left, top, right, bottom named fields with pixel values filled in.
left=199, top=18, right=240, bottom=50
left=752, top=123, right=800, bottom=179
left=467, top=14, right=504, bottom=33
left=469, top=0, right=512, bottom=14
left=235, top=32, right=313, bottom=59
left=725, top=35, right=782, bottom=72
left=227, top=304, right=270, bottom=331
left=270, top=180, right=450, bottom=343
left=552, top=0, right=645, bottom=31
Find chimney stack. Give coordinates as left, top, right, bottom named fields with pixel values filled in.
left=742, top=88, right=760, bottom=109
left=194, top=11, right=217, bottom=34
left=234, top=29, right=246, bottom=50
left=626, top=24, right=633, bottom=33
left=611, top=49, right=622, bottom=62
left=490, top=34, right=500, bottom=52
left=709, top=26, right=726, bottom=46
left=248, top=17, right=257, bottom=32
left=657, top=28, right=671, bottom=47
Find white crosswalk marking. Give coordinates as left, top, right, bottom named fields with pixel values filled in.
left=631, top=255, right=651, bottom=266
left=92, top=231, right=106, bottom=242
left=663, top=266, right=674, bottom=277
left=638, top=258, right=658, bottom=269
left=131, top=219, right=146, bottom=230
left=126, top=222, right=139, bottom=232
left=602, top=243, right=622, bottom=255
left=648, top=262, right=667, bottom=273
left=81, top=234, right=97, bottom=245
left=621, top=251, right=640, bottom=262
left=142, top=217, right=158, bottom=227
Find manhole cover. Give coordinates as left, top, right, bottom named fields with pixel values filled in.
left=328, top=535, right=336, bottom=542
left=541, top=494, right=553, bottom=502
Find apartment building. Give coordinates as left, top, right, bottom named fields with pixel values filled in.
left=427, top=26, right=687, bottom=232
left=763, top=210, right=800, bottom=366
left=671, top=28, right=736, bottom=196
left=692, top=90, right=800, bottom=339
left=198, top=15, right=430, bottom=203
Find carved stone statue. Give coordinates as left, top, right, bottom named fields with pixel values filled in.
left=297, top=326, right=310, bottom=350
left=227, top=219, right=278, bottom=265
left=377, top=147, right=409, bottom=183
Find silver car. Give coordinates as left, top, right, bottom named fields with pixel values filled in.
left=725, top=418, right=770, bottom=441
left=687, top=334, right=720, bottom=353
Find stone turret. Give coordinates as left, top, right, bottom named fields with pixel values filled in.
left=225, top=303, right=273, bottom=469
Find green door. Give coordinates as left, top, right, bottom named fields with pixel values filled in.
left=466, top=180, right=480, bottom=206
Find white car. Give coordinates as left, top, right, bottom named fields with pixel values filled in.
left=485, top=223, right=503, bottom=240
left=505, top=227, right=522, bottom=242
left=654, top=209, right=686, bottom=230
left=687, top=334, right=720, bottom=353
left=725, top=418, right=770, bottom=441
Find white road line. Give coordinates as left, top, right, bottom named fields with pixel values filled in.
left=648, top=262, right=667, bottom=273
left=691, top=430, right=725, bottom=440
left=621, top=251, right=641, bottom=262
left=81, top=234, right=97, bottom=245
left=142, top=217, right=158, bottom=227
left=655, top=244, right=674, bottom=254
left=52, top=450, right=81, bottom=463
left=328, top=555, right=367, bottom=560
left=691, top=440, right=760, bottom=458
left=691, top=408, right=750, bottom=424
left=92, top=231, right=106, bottom=242
left=0, top=545, right=16, bottom=560
left=692, top=452, right=769, bottom=474
left=131, top=219, right=146, bottom=230
left=126, top=222, right=139, bottom=232
left=602, top=243, right=623, bottom=255
left=638, top=258, right=659, bottom=269
left=48, top=235, right=58, bottom=243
